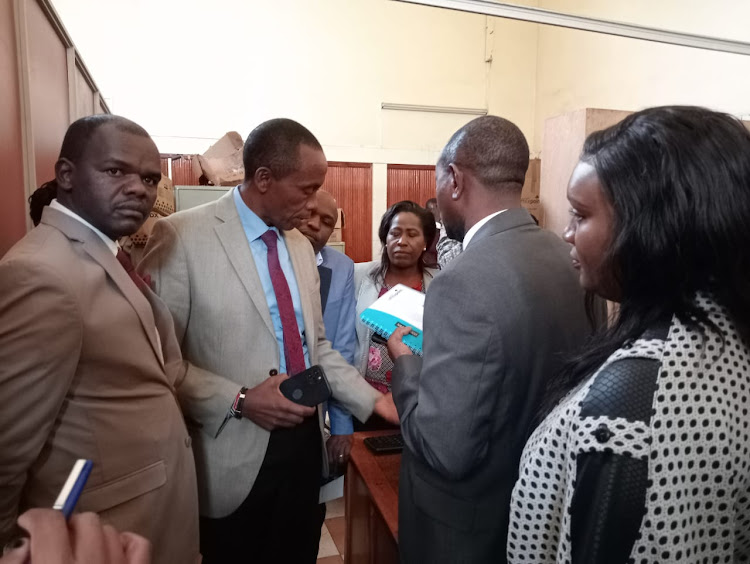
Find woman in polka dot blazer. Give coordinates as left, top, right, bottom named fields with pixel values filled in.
left=508, top=106, right=750, bottom=564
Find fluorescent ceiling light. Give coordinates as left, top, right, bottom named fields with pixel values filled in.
left=382, top=103, right=488, bottom=115
left=393, top=0, right=750, bottom=56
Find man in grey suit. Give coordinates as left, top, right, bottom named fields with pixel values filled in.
left=139, top=119, right=396, bottom=563
left=387, top=116, right=595, bottom=563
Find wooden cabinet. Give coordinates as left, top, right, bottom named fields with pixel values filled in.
left=345, top=431, right=401, bottom=564
left=539, top=108, right=631, bottom=237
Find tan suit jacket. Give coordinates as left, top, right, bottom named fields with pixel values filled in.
left=139, top=190, right=380, bottom=518
left=0, top=207, right=201, bottom=564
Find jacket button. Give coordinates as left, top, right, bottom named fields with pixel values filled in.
left=592, top=423, right=614, bottom=444
left=185, top=437, right=192, bottom=448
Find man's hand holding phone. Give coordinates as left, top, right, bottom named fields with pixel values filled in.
left=242, top=373, right=315, bottom=431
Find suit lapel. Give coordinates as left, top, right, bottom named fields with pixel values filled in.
left=318, top=265, right=332, bottom=314
left=213, top=193, right=276, bottom=338
left=42, top=208, right=165, bottom=368
left=145, top=289, right=182, bottom=374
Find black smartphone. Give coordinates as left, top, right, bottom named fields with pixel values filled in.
left=279, top=365, right=332, bottom=407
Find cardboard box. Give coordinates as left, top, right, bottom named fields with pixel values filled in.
left=521, top=158, right=542, bottom=225
left=197, top=131, right=245, bottom=186
left=130, top=174, right=175, bottom=247
left=328, top=208, right=344, bottom=242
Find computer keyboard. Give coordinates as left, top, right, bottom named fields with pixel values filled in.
left=363, top=433, right=404, bottom=454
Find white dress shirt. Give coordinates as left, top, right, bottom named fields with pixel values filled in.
left=49, top=200, right=118, bottom=255
left=462, top=209, right=506, bottom=251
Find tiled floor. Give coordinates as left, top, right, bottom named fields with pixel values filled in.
left=317, top=496, right=346, bottom=563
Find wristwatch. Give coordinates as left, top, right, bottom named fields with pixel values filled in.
left=231, top=387, right=248, bottom=419
left=215, top=387, right=249, bottom=439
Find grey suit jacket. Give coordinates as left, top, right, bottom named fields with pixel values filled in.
left=392, top=208, right=594, bottom=564
left=138, top=191, right=380, bottom=518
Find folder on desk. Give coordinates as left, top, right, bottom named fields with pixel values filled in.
left=359, top=284, right=424, bottom=355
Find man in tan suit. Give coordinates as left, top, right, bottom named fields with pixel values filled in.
left=0, top=115, right=204, bottom=564
left=140, top=118, right=396, bottom=563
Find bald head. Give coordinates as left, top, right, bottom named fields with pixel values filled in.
left=436, top=115, right=530, bottom=241
left=317, top=190, right=337, bottom=216
left=297, top=189, right=339, bottom=254
left=438, top=115, right=529, bottom=192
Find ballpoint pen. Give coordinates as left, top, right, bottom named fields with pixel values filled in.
left=53, top=459, right=93, bottom=519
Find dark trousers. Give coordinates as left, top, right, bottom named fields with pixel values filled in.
left=199, top=415, right=323, bottom=564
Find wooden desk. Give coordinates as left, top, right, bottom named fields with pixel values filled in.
left=345, top=431, right=401, bottom=564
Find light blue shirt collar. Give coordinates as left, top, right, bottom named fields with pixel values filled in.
left=232, top=186, right=279, bottom=243
left=231, top=185, right=310, bottom=375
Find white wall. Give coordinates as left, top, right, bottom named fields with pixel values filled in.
left=51, top=0, right=750, bottom=155
left=52, top=0, right=750, bottom=253
left=538, top=0, right=750, bottom=42
left=51, top=0, right=539, bottom=255
left=52, top=0, right=539, bottom=155
left=533, top=0, right=750, bottom=150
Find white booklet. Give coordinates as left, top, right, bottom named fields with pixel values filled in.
left=359, top=284, right=425, bottom=355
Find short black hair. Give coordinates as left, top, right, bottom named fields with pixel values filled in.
left=243, top=118, right=323, bottom=181
left=28, top=180, right=58, bottom=226
left=59, top=114, right=150, bottom=163
left=373, top=200, right=437, bottom=284
left=438, top=115, right=529, bottom=192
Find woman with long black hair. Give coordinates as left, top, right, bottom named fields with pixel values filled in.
left=353, top=200, right=438, bottom=395
left=508, top=106, right=750, bottom=564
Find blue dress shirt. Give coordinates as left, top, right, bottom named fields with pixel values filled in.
left=233, top=187, right=310, bottom=374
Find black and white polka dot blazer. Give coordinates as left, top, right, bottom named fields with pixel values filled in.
left=508, top=295, right=750, bottom=564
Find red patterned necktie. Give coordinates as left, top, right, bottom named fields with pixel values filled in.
left=260, top=230, right=307, bottom=376
left=116, top=248, right=152, bottom=294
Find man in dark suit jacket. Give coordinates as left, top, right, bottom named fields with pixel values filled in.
left=0, top=115, right=204, bottom=564
left=387, top=116, right=595, bottom=564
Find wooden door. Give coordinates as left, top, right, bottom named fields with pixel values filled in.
left=322, top=162, right=372, bottom=263
left=171, top=155, right=201, bottom=185
left=386, top=164, right=436, bottom=208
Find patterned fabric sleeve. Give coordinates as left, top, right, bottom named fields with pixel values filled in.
left=436, top=227, right=462, bottom=268
left=569, top=354, right=661, bottom=564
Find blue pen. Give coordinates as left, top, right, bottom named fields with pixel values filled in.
left=52, top=459, right=93, bottom=519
